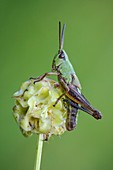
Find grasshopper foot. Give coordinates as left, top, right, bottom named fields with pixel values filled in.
left=29, top=77, right=36, bottom=80
left=29, top=77, right=40, bottom=84
left=33, top=78, right=40, bottom=84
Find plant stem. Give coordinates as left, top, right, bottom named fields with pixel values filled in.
left=34, top=134, right=43, bottom=170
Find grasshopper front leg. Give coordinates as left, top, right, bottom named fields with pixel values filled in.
left=53, top=93, right=65, bottom=107
left=30, top=72, right=59, bottom=83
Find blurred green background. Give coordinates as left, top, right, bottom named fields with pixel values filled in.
left=0, top=0, right=113, bottom=169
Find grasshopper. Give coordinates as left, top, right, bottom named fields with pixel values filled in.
left=32, top=22, right=102, bottom=131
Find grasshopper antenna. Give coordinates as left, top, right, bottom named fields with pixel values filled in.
left=59, top=21, right=61, bottom=51
left=59, top=21, right=66, bottom=52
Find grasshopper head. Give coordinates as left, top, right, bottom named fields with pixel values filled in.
left=52, top=22, right=68, bottom=72
left=52, top=49, right=68, bottom=71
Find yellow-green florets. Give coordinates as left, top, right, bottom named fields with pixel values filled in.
left=13, top=78, right=67, bottom=140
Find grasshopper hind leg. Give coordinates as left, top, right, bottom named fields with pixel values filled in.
left=63, top=99, right=102, bottom=120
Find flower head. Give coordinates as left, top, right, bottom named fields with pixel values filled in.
left=13, top=78, right=67, bottom=140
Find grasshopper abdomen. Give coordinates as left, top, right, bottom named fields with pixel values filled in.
left=66, top=103, right=78, bottom=131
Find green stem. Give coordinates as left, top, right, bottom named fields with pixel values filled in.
left=34, top=134, right=43, bottom=170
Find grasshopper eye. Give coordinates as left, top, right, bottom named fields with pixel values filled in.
left=59, top=52, right=65, bottom=59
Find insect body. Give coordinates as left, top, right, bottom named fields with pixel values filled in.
left=33, top=22, right=102, bottom=130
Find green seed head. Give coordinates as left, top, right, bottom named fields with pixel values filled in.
left=13, top=78, right=67, bottom=140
